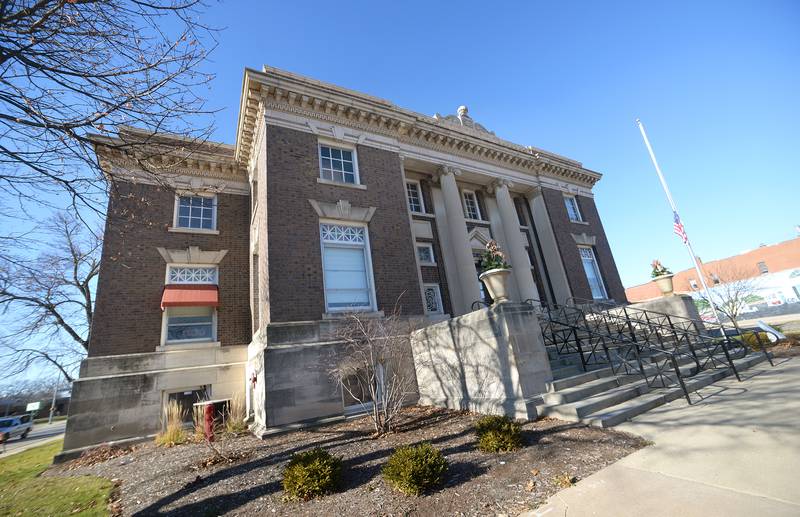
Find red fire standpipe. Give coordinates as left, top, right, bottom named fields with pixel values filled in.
left=204, top=403, right=215, bottom=442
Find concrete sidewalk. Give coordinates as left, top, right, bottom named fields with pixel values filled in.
left=526, top=357, right=800, bottom=517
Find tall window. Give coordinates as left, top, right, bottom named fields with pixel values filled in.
left=578, top=246, right=607, bottom=300
left=319, top=145, right=357, bottom=184
left=176, top=195, right=216, bottom=230
left=757, top=261, right=768, bottom=274
left=462, top=190, right=482, bottom=220
left=564, top=195, right=583, bottom=222
left=320, top=223, right=374, bottom=312
left=406, top=181, right=425, bottom=213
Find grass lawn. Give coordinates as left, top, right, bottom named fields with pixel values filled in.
left=0, top=440, right=113, bottom=517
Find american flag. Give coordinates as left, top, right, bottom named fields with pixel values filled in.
left=673, top=211, right=688, bottom=244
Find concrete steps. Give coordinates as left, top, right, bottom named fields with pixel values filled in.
left=535, top=353, right=768, bottom=428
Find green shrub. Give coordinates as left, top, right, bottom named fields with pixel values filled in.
left=282, top=448, right=342, bottom=500
left=475, top=415, right=522, bottom=453
left=382, top=443, right=448, bottom=496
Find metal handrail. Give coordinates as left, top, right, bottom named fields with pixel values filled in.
left=591, top=305, right=745, bottom=380
left=539, top=303, right=697, bottom=403
left=574, top=299, right=778, bottom=380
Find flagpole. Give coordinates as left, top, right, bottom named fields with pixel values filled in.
left=635, top=119, right=726, bottom=330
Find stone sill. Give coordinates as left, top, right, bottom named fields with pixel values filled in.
left=168, top=227, right=220, bottom=235
left=410, top=212, right=435, bottom=219
left=156, top=340, right=221, bottom=352
left=465, top=218, right=490, bottom=225
left=316, top=178, right=367, bottom=190
left=570, top=220, right=590, bottom=226
left=322, top=310, right=385, bottom=320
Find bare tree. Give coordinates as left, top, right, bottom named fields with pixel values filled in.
left=0, top=376, right=62, bottom=416
left=329, top=310, right=418, bottom=436
left=0, top=0, right=218, bottom=217
left=694, top=263, right=762, bottom=329
left=0, top=211, right=100, bottom=381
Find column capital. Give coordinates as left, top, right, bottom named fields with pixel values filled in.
left=485, top=177, right=514, bottom=194
left=432, top=165, right=461, bottom=183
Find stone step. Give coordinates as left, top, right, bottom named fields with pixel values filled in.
left=549, top=364, right=583, bottom=380
left=537, top=381, right=650, bottom=420
left=574, top=353, right=768, bottom=428
left=543, top=375, right=627, bottom=405
left=545, top=367, right=614, bottom=392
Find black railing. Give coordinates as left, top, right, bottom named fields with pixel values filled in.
left=563, top=297, right=775, bottom=379
left=537, top=303, right=696, bottom=403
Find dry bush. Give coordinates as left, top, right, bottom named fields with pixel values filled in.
left=192, top=405, right=207, bottom=443
left=224, top=392, right=248, bottom=436
left=329, top=308, right=417, bottom=436
left=155, top=401, right=187, bottom=447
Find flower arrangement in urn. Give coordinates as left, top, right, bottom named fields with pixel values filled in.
left=650, top=259, right=675, bottom=296
left=478, top=240, right=513, bottom=304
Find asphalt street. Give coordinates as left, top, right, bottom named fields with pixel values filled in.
left=1, top=419, right=66, bottom=457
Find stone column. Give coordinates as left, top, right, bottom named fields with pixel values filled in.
left=435, top=166, right=481, bottom=314
left=527, top=189, right=571, bottom=304
left=491, top=179, right=540, bottom=302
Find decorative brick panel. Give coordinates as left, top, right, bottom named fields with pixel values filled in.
left=89, top=182, right=251, bottom=356
left=263, top=125, right=424, bottom=321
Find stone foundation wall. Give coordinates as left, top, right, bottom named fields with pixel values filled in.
left=59, top=346, right=246, bottom=459
left=250, top=318, right=421, bottom=433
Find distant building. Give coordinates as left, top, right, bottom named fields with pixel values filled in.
left=626, top=238, right=800, bottom=319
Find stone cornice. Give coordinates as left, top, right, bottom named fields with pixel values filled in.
left=91, top=127, right=248, bottom=186
left=235, top=66, right=603, bottom=188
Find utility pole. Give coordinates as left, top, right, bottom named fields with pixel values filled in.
left=48, top=374, right=60, bottom=424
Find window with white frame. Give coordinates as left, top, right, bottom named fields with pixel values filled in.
left=175, top=195, right=216, bottom=230
left=564, top=195, right=583, bottom=222
left=319, top=145, right=357, bottom=184
left=167, top=265, right=218, bottom=284
left=689, top=279, right=698, bottom=289
left=320, top=223, right=374, bottom=312
left=578, top=246, right=608, bottom=300
left=423, top=284, right=443, bottom=314
left=462, top=190, right=482, bottom=220
left=416, top=243, right=435, bottom=265
left=406, top=181, right=425, bottom=213
left=166, top=306, right=215, bottom=343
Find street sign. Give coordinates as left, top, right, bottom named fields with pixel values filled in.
left=26, top=401, right=41, bottom=411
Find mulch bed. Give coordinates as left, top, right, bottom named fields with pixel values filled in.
left=47, top=407, right=648, bottom=516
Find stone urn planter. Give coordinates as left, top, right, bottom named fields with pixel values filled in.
left=479, top=268, right=513, bottom=304
left=653, top=273, right=675, bottom=296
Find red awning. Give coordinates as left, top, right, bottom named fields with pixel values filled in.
left=161, top=284, right=219, bottom=310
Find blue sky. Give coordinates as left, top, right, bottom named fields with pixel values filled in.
left=191, top=0, right=798, bottom=288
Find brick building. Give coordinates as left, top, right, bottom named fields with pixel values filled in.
left=61, top=66, right=627, bottom=455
